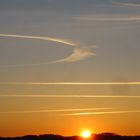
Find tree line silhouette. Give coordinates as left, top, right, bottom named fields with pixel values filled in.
left=0, top=133, right=140, bottom=140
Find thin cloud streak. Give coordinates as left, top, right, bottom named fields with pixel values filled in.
left=111, top=0, right=140, bottom=7
left=0, top=94, right=140, bottom=98
left=0, top=108, right=112, bottom=114
left=0, top=34, right=76, bottom=46
left=63, top=110, right=140, bottom=116
left=0, top=34, right=96, bottom=66
left=0, top=81, right=140, bottom=85
left=75, top=16, right=140, bottom=22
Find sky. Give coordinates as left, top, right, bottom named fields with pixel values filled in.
left=0, top=0, right=140, bottom=137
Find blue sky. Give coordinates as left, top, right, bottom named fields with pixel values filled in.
left=0, top=0, right=140, bottom=82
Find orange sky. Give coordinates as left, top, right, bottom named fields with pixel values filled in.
left=0, top=0, right=140, bottom=137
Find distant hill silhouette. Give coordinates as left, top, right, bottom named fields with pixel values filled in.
left=0, top=133, right=140, bottom=140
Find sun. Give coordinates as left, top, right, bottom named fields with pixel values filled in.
left=80, top=130, right=92, bottom=139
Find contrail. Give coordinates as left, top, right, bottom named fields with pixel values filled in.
left=0, top=34, right=96, bottom=66
left=110, top=0, right=140, bottom=7
left=0, top=34, right=76, bottom=46
left=63, top=110, right=140, bottom=116
left=0, top=94, right=140, bottom=98
left=0, top=81, right=140, bottom=85
left=0, top=107, right=112, bottom=114
left=75, top=15, right=140, bottom=22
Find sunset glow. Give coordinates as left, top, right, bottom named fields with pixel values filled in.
left=81, top=130, right=92, bottom=139
left=0, top=0, right=140, bottom=137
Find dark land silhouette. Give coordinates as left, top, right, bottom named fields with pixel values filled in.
left=0, top=133, right=140, bottom=140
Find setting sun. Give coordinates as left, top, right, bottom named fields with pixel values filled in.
left=81, top=130, right=92, bottom=139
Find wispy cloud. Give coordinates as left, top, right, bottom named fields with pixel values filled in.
left=75, top=15, right=140, bottom=22
left=111, top=0, right=140, bottom=7
left=0, top=107, right=112, bottom=114
left=0, top=34, right=96, bottom=66
left=49, top=47, right=95, bottom=63
left=63, top=110, right=140, bottom=116
left=0, top=94, right=140, bottom=98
